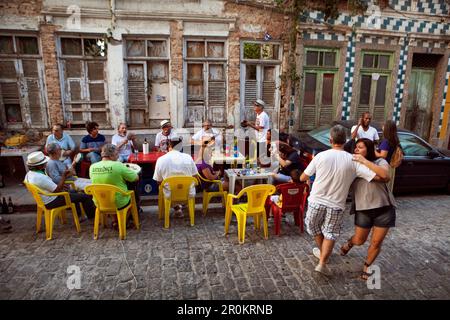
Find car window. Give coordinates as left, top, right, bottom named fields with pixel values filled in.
left=399, top=133, right=431, bottom=156
left=307, top=126, right=351, bottom=147
left=308, top=127, right=331, bottom=146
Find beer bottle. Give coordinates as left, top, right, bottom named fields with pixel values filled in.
left=7, top=197, right=14, bottom=214
left=2, top=198, right=8, bottom=214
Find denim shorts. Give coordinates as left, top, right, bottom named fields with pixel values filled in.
left=355, top=205, right=396, bottom=229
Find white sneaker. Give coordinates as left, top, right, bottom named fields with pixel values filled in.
left=312, top=247, right=321, bottom=260
left=314, top=263, right=332, bottom=276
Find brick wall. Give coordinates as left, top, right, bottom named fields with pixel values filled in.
left=225, top=2, right=289, bottom=127
left=39, top=23, right=63, bottom=126
left=170, top=20, right=183, bottom=83
left=0, top=0, right=42, bottom=16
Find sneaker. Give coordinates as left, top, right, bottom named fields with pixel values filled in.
left=312, top=247, right=321, bottom=260
left=78, top=216, right=88, bottom=223
left=314, top=263, right=332, bottom=276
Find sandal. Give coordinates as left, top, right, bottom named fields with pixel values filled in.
left=359, top=262, right=374, bottom=280
left=340, top=237, right=354, bottom=256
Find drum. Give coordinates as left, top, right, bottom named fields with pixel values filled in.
left=125, top=163, right=142, bottom=174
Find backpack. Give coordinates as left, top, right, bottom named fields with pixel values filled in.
left=390, top=146, right=404, bottom=168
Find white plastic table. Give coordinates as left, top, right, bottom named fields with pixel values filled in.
left=211, top=152, right=246, bottom=167
left=225, top=168, right=273, bottom=195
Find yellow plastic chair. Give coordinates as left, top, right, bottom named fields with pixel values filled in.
left=84, top=184, right=140, bottom=240
left=224, top=184, right=275, bottom=244
left=158, top=176, right=198, bottom=229
left=197, top=174, right=227, bottom=216
left=23, top=181, right=82, bottom=240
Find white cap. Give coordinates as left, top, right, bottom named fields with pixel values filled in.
left=26, top=151, right=49, bottom=167
left=160, top=120, right=171, bottom=128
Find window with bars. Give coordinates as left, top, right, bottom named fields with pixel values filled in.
left=58, top=36, right=108, bottom=127
left=124, top=38, right=170, bottom=128
left=357, top=51, right=392, bottom=122
left=184, top=39, right=227, bottom=126
left=0, top=34, right=47, bottom=129
left=300, top=48, right=339, bottom=130
left=241, top=41, right=281, bottom=125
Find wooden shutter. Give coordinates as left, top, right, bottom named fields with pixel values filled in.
left=262, top=66, right=276, bottom=108
left=127, top=63, right=148, bottom=127
left=301, top=72, right=317, bottom=130
left=208, top=63, right=226, bottom=124
left=319, top=105, right=333, bottom=126
left=25, top=78, right=43, bottom=126
left=301, top=106, right=316, bottom=130
left=373, top=106, right=385, bottom=123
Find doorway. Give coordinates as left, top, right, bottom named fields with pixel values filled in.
left=405, top=53, right=442, bottom=141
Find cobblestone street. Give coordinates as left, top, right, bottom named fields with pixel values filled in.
left=0, top=194, right=449, bottom=300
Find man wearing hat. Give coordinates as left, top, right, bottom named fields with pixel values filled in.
left=242, top=99, right=271, bottom=160
left=155, top=120, right=178, bottom=152
left=24, top=151, right=95, bottom=220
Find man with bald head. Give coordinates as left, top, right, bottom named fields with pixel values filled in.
left=45, top=124, right=76, bottom=166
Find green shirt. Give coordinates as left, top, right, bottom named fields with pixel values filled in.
left=89, top=160, right=138, bottom=208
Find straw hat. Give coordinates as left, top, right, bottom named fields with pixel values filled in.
left=160, top=120, right=171, bottom=128
left=26, top=151, right=49, bottom=167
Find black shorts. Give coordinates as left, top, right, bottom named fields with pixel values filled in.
left=355, top=205, right=396, bottom=229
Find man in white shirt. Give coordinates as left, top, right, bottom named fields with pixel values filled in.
left=191, top=119, right=222, bottom=150
left=242, top=99, right=270, bottom=162
left=153, top=136, right=198, bottom=218
left=24, top=151, right=95, bottom=220
left=300, top=125, right=377, bottom=276
left=351, top=112, right=379, bottom=142
left=155, top=120, right=178, bottom=152
left=111, top=123, right=136, bottom=162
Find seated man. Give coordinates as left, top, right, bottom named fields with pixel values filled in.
left=89, top=144, right=139, bottom=215
left=45, top=124, right=76, bottom=166
left=80, top=121, right=105, bottom=164
left=45, top=143, right=91, bottom=191
left=191, top=120, right=222, bottom=151
left=112, top=123, right=136, bottom=162
left=272, top=143, right=304, bottom=184
left=24, top=151, right=95, bottom=220
left=154, top=120, right=178, bottom=152
left=153, top=136, right=198, bottom=218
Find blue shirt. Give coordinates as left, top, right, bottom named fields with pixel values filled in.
left=378, top=139, right=395, bottom=163
left=80, top=134, right=106, bottom=152
left=45, top=132, right=76, bottom=151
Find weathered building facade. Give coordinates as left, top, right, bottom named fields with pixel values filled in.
left=0, top=0, right=449, bottom=148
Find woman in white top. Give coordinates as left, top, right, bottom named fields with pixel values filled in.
left=340, top=138, right=396, bottom=280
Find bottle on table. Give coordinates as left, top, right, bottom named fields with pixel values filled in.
left=2, top=198, right=8, bottom=214
left=7, top=197, right=14, bottom=214
left=233, top=136, right=238, bottom=158
left=142, top=138, right=149, bottom=155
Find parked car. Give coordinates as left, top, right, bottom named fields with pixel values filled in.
left=291, top=120, right=450, bottom=194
